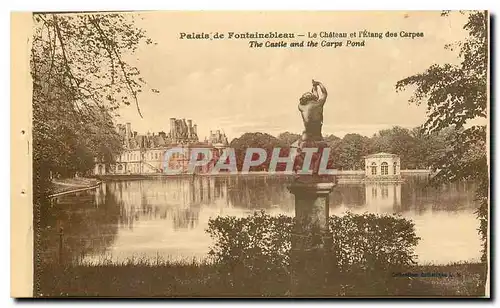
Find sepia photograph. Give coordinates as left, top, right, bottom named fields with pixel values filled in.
left=11, top=10, right=490, bottom=298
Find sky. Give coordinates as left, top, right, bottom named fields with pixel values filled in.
left=115, top=11, right=470, bottom=140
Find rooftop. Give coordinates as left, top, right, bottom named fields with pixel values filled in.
left=365, top=152, right=399, bottom=158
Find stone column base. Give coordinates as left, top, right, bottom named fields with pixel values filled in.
left=288, top=181, right=335, bottom=296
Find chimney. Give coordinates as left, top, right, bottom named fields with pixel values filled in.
left=187, top=119, right=193, bottom=138
left=182, top=119, right=188, bottom=136
left=170, top=118, right=176, bottom=140
left=125, top=123, right=131, bottom=138
left=133, top=131, right=137, bottom=137
left=193, top=124, right=197, bottom=135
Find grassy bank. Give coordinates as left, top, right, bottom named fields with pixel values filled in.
left=36, top=260, right=487, bottom=297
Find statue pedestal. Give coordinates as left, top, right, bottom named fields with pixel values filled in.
left=288, top=180, right=336, bottom=296
left=289, top=182, right=334, bottom=235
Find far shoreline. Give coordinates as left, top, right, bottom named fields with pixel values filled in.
left=94, top=169, right=430, bottom=182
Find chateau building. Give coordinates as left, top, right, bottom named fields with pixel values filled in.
left=205, top=130, right=229, bottom=147
left=94, top=118, right=229, bottom=175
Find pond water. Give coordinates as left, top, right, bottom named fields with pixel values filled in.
left=40, top=176, right=482, bottom=265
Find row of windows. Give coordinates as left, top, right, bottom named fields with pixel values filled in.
left=121, top=152, right=165, bottom=161
left=116, top=163, right=140, bottom=173
left=370, top=162, right=397, bottom=176
left=148, top=152, right=162, bottom=160
left=122, top=153, right=139, bottom=161
left=119, top=149, right=224, bottom=162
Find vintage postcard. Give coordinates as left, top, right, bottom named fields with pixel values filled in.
left=11, top=10, right=490, bottom=298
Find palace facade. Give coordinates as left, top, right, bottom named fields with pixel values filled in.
left=94, top=118, right=229, bottom=175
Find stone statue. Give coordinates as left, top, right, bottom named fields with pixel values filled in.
left=289, top=80, right=335, bottom=286
left=294, top=80, right=330, bottom=178
left=298, top=79, right=328, bottom=141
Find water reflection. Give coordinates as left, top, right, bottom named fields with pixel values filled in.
left=40, top=183, right=120, bottom=264
left=363, top=183, right=402, bottom=213
left=42, top=176, right=481, bottom=265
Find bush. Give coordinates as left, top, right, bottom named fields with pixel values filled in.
left=206, top=210, right=420, bottom=295
left=330, top=212, right=420, bottom=271
left=206, top=211, right=293, bottom=295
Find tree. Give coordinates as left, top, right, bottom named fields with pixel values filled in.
left=32, top=13, right=156, bottom=114
left=324, top=134, right=341, bottom=146
left=32, top=12, right=156, bottom=198
left=323, top=134, right=342, bottom=170
left=370, top=126, right=420, bottom=169
left=277, top=132, right=301, bottom=147
left=336, top=134, right=371, bottom=170
left=411, top=126, right=455, bottom=169
left=230, top=133, right=281, bottom=171
left=396, top=11, right=488, bottom=262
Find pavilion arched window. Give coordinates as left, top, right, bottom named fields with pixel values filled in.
left=371, top=162, right=377, bottom=175
left=381, top=162, right=389, bottom=175
left=393, top=162, right=398, bottom=175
